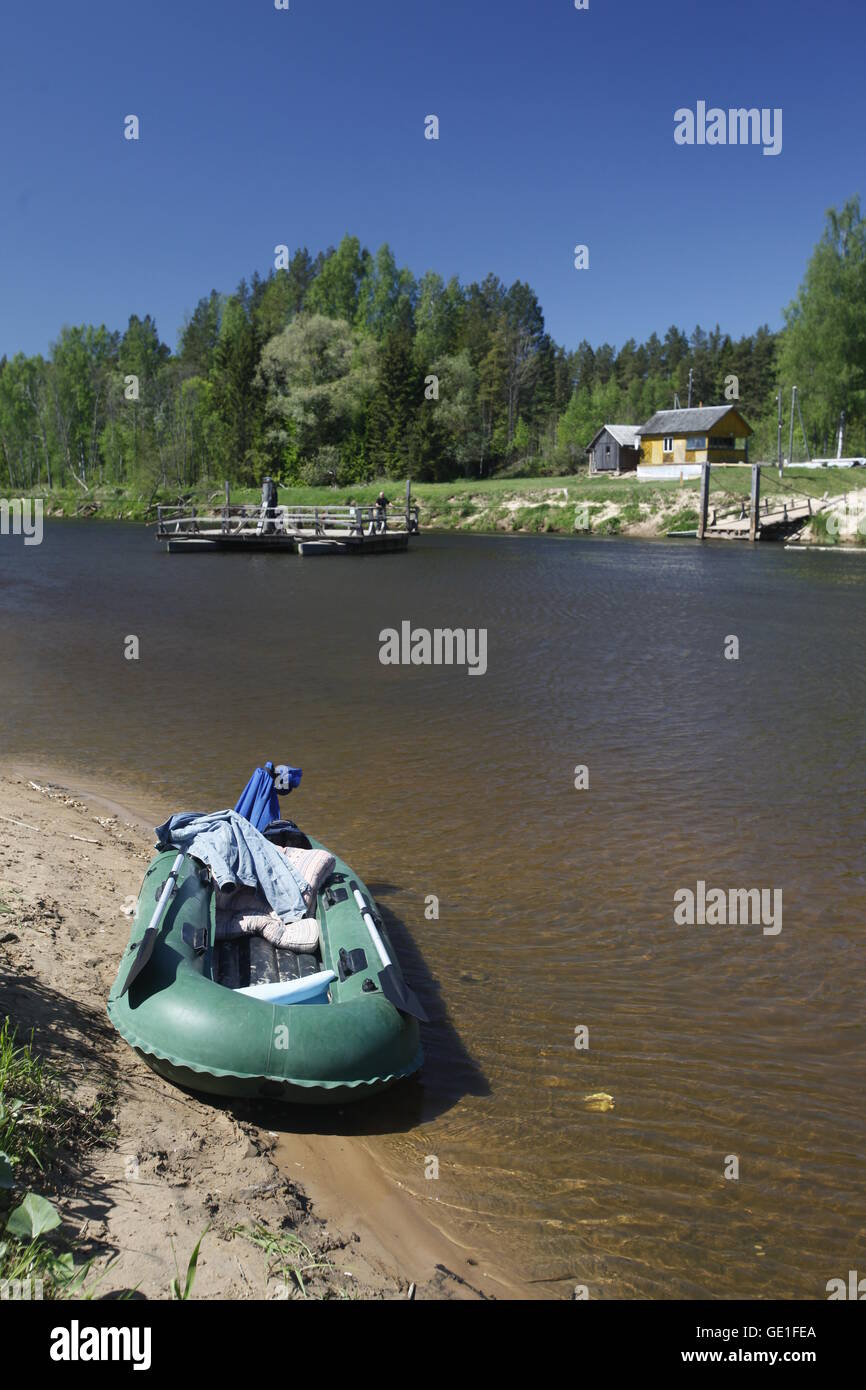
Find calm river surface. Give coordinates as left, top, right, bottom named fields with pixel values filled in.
left=1, top=522, right=864, bottom=1297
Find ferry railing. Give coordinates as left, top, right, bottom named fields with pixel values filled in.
left=156, top=503, right=420, bottom=538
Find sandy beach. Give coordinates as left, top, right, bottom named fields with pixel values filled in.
left=0, top=769, right=532, bottom=1301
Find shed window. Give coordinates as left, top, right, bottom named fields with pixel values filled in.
left=663, top=436, right=673, bottom=452
left=686, top=435, right=706, bottom=450
left=708, top=435, right=736, bottom=450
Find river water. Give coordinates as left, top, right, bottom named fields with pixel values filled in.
left=1, top=521, right=863, bottom=1297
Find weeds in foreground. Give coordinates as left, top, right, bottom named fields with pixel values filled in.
left=234, top=1222, right=335, bottom=1299
left=0, top=1018, right=109, bottom=1299
left=665, top=507, right=700, bottom=532
left=0, top=1018, right=62, bottom=1172
left=170, top=1225, right=210, bottom=1300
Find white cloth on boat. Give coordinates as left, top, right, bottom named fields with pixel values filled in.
left=154, top=809, right=309, bottom=922
left=215, top=905, right=320, bottom=952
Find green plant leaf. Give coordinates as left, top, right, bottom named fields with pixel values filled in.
left=171, top=1224, right=209, bottom=1300
left=0, top=1152, right=14, bottom=1189
left=50, top=1251, right=75, bottom=1281
left=5, top=1192, right=61, bottom=1240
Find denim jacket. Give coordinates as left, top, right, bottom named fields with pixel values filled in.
left=154, top=809, right=308, bottom=922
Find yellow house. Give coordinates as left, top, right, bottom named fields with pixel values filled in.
left=638, top=406, right=752, bottom=466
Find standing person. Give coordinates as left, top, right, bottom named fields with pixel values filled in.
left=261, top=475, right=278, bottom=534
left=375, top=489, right=389, bottom=532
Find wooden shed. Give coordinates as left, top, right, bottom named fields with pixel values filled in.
left=586, top=424, right=641, bottom=475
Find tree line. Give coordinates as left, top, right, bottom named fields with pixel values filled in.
left=1, top=199, right=863, bottom=494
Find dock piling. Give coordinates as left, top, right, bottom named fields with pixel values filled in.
left=697, top=463, right=710, bottom=539
left=749, top=465, right=761, bottom=543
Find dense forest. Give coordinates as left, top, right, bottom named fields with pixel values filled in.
left=1, top=198, right=864, bottom=494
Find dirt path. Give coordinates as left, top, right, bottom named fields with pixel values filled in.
left=0, top=772, right=526, bottom=1299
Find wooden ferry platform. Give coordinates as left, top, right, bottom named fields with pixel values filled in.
left=156, top=499, right=419, bottom=556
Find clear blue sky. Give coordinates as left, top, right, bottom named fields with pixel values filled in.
left=1, top=0, right=863, bottom=359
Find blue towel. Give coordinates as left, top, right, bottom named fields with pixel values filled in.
left=234, top=762, right=303, bottom=832
left=154, top=809, right=309, bottom=923
left=234, top=764, right=281, bottom=832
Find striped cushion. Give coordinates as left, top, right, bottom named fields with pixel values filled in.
left=277, top=846, right=335, bottom=907
left=215, top=909, right=320, bottom=952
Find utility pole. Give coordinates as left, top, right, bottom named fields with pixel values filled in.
left=837, top=410, right=846, bottom=459
left=776, top=390, right=783, bottom=478
left=796, top=391, right=812, bottom=461
left=687, top=368, right=693, bottom=409
left=788, top=387, right=797, bottom=468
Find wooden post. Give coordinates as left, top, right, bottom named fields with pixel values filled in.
left=697, top=462, right=710, bottom=538
left=749, top=466, right=761, bottom=543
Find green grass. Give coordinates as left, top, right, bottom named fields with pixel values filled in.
left=665, top=507, right=701, bottom=532
left=233, top=1223, right=338, bottom=1300
left=0, top=1018, right=65, bottom=1174
left=16, top=465, right=866, bottom=538
left=0, top=1019, right=112, bottom=1299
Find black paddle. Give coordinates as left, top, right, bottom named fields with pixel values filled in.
left=377, top=964, right=430, bottom=1023
left=348, top=881, right=429, bottom=1022
left=119, top=852, right=185, bottom=997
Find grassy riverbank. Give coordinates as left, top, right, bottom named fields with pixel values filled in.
left=18, top=467, right=866, bottom=542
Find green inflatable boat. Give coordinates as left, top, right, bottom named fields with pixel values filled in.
left=107, top=795, right=426, bottom=1104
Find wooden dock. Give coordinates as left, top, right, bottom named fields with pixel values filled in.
left=702, top=498, right=813, bottom=541
left=668, top=464, right=818, bottom=543
left=156, top=501, right=419, bottom=555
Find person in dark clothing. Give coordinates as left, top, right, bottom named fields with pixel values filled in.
left=375, top=490, right=389, bottom=531
left=261, top=476, right=278, bottom=533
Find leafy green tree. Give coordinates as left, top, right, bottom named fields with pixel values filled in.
left=356, top=243, right=416, bottom=340
left=429, top=350, right=482, bottom=473
left=365, top=309, right=420, bottom=477
left=210, top=298, right=264, bottom=482
left=49, top=325, right=117, bottom=488
left=258, top=314, right=376, bottom=480
left=306, top=236, right=369, bottom=323
left=178, top=291, right=222, bottom=375
left=414, top=272, right=464, bottom=367
left=777, top=197, right=866, bottom=451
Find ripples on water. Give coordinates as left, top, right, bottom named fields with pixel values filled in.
left=1, top=524, right=864, bottom=1296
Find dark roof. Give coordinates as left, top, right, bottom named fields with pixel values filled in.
left=586, top=423, right=641, bottom=450
left=640, top=406, right=750, bottom=435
